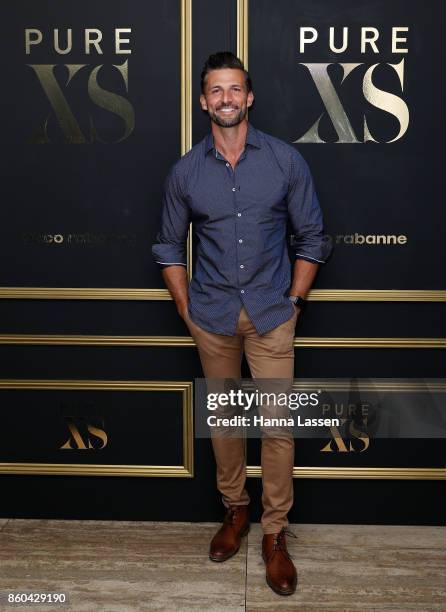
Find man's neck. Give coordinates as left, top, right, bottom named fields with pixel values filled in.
left=211, top=119, right=249, bottom=167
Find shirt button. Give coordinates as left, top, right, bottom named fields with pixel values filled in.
left=239, top=239, right=243, bottom=243
left=232, top=187, right=236, bottom=192
left=240, top=290, right=245, bottom=294
left=240, top=264, right=244, bottom=269
left=226, top=162, right=230, bottom=167
left=237, top=212, right=241, bottom=217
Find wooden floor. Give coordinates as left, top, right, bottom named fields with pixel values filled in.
left=0, top=519, right=445, bottom=611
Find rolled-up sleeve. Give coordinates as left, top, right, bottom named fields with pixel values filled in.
left=286, top=149, right=331, bottom=264
left=151, top=163, right=190, bottom=268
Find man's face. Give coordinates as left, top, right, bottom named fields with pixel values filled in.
left=200, top=68, right=254, bottom=128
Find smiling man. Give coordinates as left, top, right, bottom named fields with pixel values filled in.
left=152, top=52, right=329, bottom=596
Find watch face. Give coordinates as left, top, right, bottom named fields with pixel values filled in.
left=290, top=296, right=305, bottom=306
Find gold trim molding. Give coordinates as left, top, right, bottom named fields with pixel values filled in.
left=0, top=379, right=194, bottom=478
left=309, top=290, right=446, bottom=302
left=294, top=337, right=446, bottom=349
left=0, top=335, right=444, bottom=348
left=237, top=0, right=249, bottom=65
left=247, top=466, right=446, bottom=480
left=181, top=0, right=192, bottom=157
left=1, top=288, right=445, bottom=301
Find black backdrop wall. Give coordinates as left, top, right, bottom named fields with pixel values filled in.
left=0, top=0, right=444, bottom=525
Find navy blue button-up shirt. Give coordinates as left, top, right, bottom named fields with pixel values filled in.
left=152, top=123, right=329, bottom=336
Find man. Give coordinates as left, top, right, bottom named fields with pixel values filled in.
left=152, top=52, right=329, bottom=596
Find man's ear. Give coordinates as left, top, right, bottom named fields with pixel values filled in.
left=199, top=94, right=208, bottom=111
left=247, top=91, right=254, bottom=108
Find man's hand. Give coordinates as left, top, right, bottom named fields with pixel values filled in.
left=291, top=303, right=302, bottom=320
left=292, top=302, right=301, bottom=314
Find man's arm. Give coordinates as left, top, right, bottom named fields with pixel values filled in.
left=286, top=149, right=331, bottom=305
left=289, top=258, right=319, bottom=300
left=151, top=164, right=191, bottom=319
left=161, top=265, right=189, bottom=319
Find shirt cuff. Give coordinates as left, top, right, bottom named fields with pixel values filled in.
left=155, top=261, right=187, bottom=268
left=152, top=244, right=187, bottom=267
left=293, top=235, right=333, bottom=264
left=295, top=253, right=326, bottom=264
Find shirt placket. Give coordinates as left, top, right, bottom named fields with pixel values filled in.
left=217, top=148, right=247, bottom=297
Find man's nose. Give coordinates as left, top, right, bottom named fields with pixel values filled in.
left=221, top=90, right=233, bottom=105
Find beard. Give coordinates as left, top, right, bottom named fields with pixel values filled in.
left=207, top=104, right=247, bottom=128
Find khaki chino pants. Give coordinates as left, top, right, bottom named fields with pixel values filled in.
left=185, top=305, right=298, bottom=534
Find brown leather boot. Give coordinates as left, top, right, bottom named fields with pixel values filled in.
left=209, top=505, right=250, bottom=562
left=262, top=528, right=297, bottom=595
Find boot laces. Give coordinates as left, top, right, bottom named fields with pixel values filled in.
left=273, top=527, right=297, bottom=558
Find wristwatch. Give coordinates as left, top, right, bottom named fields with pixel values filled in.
left=288, top=295, right=306, bottom=310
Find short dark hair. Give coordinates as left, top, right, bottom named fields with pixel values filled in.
left=200, top=51, right=252, bottom=94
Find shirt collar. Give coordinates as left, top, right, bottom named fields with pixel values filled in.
left=204, top=122, right=261, bottom=156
